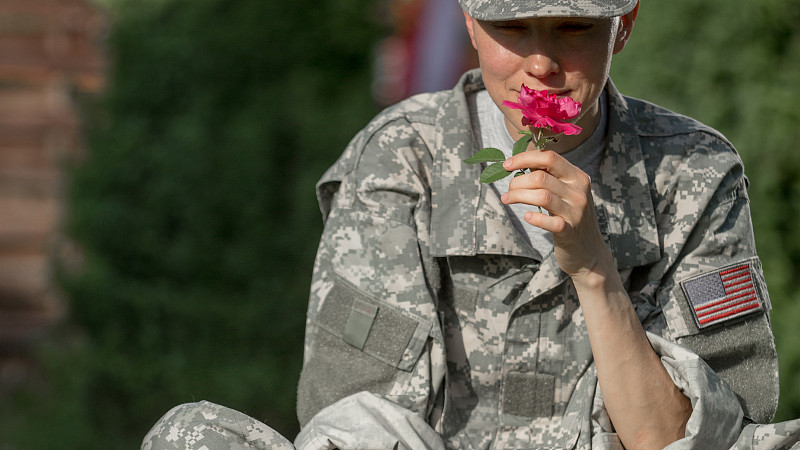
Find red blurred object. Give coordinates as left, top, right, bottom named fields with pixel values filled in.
left=372, top=0, right=477, bottom=106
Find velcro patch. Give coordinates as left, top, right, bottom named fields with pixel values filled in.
left=680, top=262, right=763, bottom=329
left=343, top=298, right=378, bottom=350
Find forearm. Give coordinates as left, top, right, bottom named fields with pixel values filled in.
left=501, top=148, right=694, bottom=446
left=573, top=256, right=691, bottom=450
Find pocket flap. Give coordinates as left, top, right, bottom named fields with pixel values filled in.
left=316, top=276, right=431, bottom=372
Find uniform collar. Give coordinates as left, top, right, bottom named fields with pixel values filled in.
left=430, top=71, right=661, bottom=270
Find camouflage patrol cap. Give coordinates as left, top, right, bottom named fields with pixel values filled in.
left=459, top=0, right=638, bottom=20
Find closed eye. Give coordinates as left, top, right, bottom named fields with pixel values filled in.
left=488, top=20, right=526, bottom=32
left=557, top=22, right=594, bottom=33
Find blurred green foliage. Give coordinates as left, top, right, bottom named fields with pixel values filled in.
left=2, top=0, right=800, bottom=448
left=1, top=0, right=381, bottom=447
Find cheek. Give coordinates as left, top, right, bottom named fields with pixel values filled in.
left=565, top=48, right=612, bottom=88
left=474, top=37, right=519, bottom=80
left=479, top=50, right=520, bottom=87
left=559, top=30, right=615, bottom=81
left=580, top=38, right=614, bottom=77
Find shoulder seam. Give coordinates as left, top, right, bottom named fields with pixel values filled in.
left=624, top=96, right=732, bottom=145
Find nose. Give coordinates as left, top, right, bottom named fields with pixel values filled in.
left=523, top=52, right=560, bottom=79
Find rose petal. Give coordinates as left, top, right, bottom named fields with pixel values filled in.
left=505, top=85, right=582, bottom=135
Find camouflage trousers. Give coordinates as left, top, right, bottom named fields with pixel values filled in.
left=731, top=421, right=800, bottom=450
left=141, top=392, right=445, bottom=450
left=141, top=401, right=295, bottom=450
left=142, top=396, right=800, bottom=450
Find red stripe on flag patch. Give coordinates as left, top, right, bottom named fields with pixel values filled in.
left=680, top=262, right=764, bottom=329
left=698, top=301, right=760, bottom=325
left=694, top=288, right=755, bottom=312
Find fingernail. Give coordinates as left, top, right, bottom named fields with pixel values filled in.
left=501, top=192, right=509, bottom=203
left=503, top=159, right=511, bottom=169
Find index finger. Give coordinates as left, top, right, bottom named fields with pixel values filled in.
left=503, top=149, right=575, bottom=180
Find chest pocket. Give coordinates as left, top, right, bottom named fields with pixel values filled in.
left=446, top=255, right=538, bottom=314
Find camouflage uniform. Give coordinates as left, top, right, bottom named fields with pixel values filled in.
left=141, top=401, right=295, bottom=450
left=142, top=70, right=800, bottom=449
left=295, top=69, right=782, bottom=449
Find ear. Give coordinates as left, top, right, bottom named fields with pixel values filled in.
left=464, top=12, right=478, bottom=50
left=613, top=1, right=639, bottom=55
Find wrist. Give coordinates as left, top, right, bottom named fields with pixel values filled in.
left=570, top=252, right=618, bottom=291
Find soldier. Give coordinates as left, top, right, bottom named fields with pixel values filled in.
left=144, top=0, right=800, bottom=448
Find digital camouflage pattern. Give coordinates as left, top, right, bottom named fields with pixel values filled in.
left=142, top=70, right=800, bottom=449
left=141, top=401, right=294, bottom=450
left=458, top=0, right=638, bottom=20
left=733, top=421, right=800, bottom=450
left=140, top=396, right=800, bottom=449
left=296, top=69, right=783, bottom=448
left=294, top=391, right=446, bottom=449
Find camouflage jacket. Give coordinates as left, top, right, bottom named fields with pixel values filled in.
left=296, top=69, right=779, bottom=449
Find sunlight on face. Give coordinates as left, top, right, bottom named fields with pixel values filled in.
left=465, top=13, right=634, bottom=151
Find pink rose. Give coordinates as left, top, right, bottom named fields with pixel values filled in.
left=503, top=85, right=583, bottom=136
left=465, top=84, right=585, bottom=183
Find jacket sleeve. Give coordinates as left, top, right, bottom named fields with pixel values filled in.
left=294, top=392, right=445, bottom=450
left=650, top=332, right=745, bottom=449
left=586, top=331, right=745, bottom=449
left=649, top=335, right=800, bottom=450
left=638, top=130, right=778, bottom=425
left=729, top=419, right=800, bottom=449
left=296, top=115, right=446, bottom=430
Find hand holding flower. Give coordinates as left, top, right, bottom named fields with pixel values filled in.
left=501, top=149, right=609, bottom=278
left=467, top=85, right=609, bottom=275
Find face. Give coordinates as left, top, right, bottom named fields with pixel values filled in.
left=464, top=6, right=638, bottom=152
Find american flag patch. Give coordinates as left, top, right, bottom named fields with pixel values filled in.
left=680, top=262, right=763, bottom=329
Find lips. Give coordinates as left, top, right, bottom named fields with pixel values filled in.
left=512, top=88, right=571, bottom=98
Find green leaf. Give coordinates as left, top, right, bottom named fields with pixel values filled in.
left=513, top=134, right=533, bottom=156
left=464, top=147, right=505, bottom=164
left=480, top=162, right=512, bottom=183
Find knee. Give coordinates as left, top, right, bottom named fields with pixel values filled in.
left=141, top=401, right=295, bottom=450
left=142, top=401, right=216, bottom=450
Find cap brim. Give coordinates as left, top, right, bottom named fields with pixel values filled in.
left=459, top=0, right=638, bottom=20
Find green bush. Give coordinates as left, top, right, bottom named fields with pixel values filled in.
left=0, top=0, right=381, bottom=447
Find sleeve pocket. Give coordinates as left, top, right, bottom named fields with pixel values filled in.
left=316, top=276, right=432, bottom=371
left=659, top=256, right=778, bottom=423
left=297, top=276, right=433, bottom=426
left=662, top=256, right=770, bottom=340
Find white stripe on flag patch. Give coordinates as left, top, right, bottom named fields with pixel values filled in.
left=681, top=263, right=763, bottom=329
